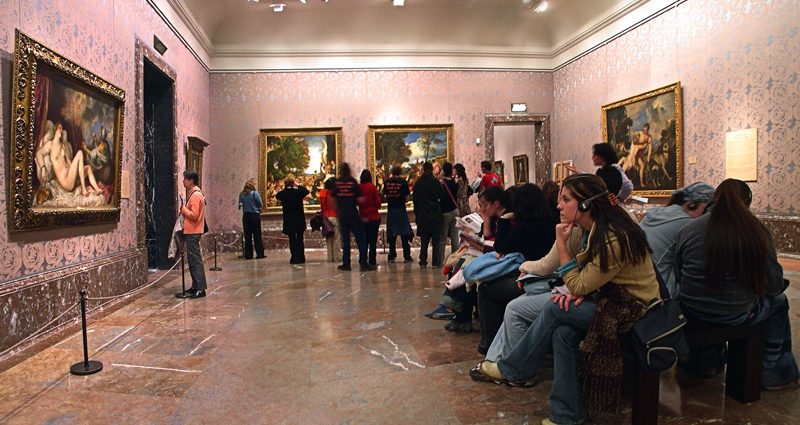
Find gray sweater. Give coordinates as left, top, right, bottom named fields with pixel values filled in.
left=640, top=204, right=694, bottom=297
left=674, top=214, right=784, bottom=315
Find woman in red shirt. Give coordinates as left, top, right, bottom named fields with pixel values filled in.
left=319, top=178, right=342, bottom=262
left=359, top=170, right=382, bottom=266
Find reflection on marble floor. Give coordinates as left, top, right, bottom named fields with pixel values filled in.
left=1, top=251, right=799, bottom=424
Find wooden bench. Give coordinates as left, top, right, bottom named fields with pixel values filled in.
left=628, top=319, right=767, bottom=425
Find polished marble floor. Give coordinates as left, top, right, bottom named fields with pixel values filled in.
left=1, top=250, right=799, bottom=424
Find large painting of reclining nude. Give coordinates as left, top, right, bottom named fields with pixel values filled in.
left=367, top=124, right=455, bottom=205
left=8, top=31, right=125, bottom=232
left=602, top=82, right=683, bottom=197
left=257, top=127, right=343, bottom=215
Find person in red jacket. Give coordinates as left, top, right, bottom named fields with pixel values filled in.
left=359, top=169, right=382, bottom=267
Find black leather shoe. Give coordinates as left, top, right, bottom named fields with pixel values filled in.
left=185, top=287, right=197, bottom=295
left=189, top=290, right=206, bottom=299
left=359, top=263, right=377, bottom=271
left=337, top=264, right=351, bottom=271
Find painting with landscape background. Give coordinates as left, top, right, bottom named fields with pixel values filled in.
left=258, top=127, right=343, bottom=215
left=367, top=124, right=454, bottom=204
left=602, top=82, right=683, bottom=197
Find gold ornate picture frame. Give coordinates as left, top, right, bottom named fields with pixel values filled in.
left=513, top=154, right=529, bottom=185
left=367, top=124, right=455, bottom=205
left=494, top=160, right=504, bottom=185
left=258, top=127, right=343, bottom=215
left=8, top=30, right=125, bottom=232
left=602, top=82, right=683, bottom=197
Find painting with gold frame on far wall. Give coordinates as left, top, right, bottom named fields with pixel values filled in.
left=602, top=82, right=683, bottom=197
left=258, top=127, right=343, bottom=215
left=494, top=160, right=504, bottom=185
left=513, top=154, right=529, bottom=186
left=367, top=124, right=455, bottom=205
left=187, top=136, right=208, bottom=188
left=8, top=30, right=125, bottom=233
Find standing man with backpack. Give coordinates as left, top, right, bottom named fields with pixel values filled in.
left=180, top=169, right=207, bottom=299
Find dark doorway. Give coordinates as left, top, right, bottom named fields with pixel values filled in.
left=143, top=59, right=175, bottom=270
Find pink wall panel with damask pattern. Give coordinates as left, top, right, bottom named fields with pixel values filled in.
left=208, top=70, right=553, bottom=229
left=0, top=0, right=209, bottom=283
left=554, top=0, right=799, bottom=214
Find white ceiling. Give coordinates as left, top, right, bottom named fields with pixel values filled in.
left=155, top=0, right=679, bottom=71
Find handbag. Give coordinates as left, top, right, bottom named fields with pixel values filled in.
left=310, top=211, right=335, bottom=238
left=630, top=264, right=689, bottom=373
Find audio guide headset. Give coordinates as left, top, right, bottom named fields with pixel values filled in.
left=578, top=190, right=610, bottom=212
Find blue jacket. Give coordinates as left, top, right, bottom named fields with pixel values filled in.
left=462, top=252, right=525, bottom=284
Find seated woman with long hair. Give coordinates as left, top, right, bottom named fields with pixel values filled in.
left=674, top=179, right=800, bottom=389
left=475, top=183, right=559, bottom=353
left=473, top=174, right=659, bottom=425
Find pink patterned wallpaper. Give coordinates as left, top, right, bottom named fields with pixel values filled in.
left=553, top=0, right=799, bottom=214
left=0, top=0, right=209, bottom=282
left=207, top=70, right=553, bottom=229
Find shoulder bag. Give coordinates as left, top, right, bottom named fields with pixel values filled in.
left=629, top=263, right=689, bottom=373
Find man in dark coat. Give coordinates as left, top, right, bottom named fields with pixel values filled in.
left=333, top=163, right=375, bottom=271
left=412, top=162, right=444, bottom=268
left=276, top=176, right=309, bottom=264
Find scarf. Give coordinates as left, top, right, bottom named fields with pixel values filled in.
left=579, top=282, right=642, bottom=413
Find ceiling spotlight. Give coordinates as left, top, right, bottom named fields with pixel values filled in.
left=270, top=0, right=285, bottom=11
left=300, top=0, right=306, bottom=3
left=534, top=1, right=548, bottom=13
left=393, top=0, right=404, bottom=6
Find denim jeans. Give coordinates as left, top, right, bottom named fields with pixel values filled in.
left=680, top=294, right=800, bottom=387
left=339, top=220, right=367, bottom=265
left=486, top=291, right=552, bottom=362
left=478, top=272, right=524, bottom=350
left=498, top=299, right=595, bottom=425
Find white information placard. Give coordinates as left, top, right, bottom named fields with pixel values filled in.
left=726, top=128, right=758, bottom=181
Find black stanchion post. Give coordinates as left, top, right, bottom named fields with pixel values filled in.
left=209, top=236, right=222, bottom=271
left=70, top=289, right=103, bottom=375
left=175, top=249, right=189, bottom=298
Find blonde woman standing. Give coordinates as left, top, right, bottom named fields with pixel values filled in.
left=239, top=179, right=264, bottom=259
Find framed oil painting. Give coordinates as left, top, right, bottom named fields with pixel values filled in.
left=602, top=82, right=683, bottom=197
left=494, top=161, right=504, bottom=185
left=187, top=136, right=209, bottom=189
left=8, top=30, right=125, bottom=233
left=367, top=124, right=454, bottom=204
left=258, top=127, right=343, bottom=215
left=513, top=154, right=529, bottom=185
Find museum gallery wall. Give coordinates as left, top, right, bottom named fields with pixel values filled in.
left=553, top=0, right=798, bottom=214
left=208, top=71, right=554, bottom=229
left=0, top=0, right=209, bottom=351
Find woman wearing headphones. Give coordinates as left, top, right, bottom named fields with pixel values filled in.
left=674, top=179, right=799, bottom=389
left=473, top=174, right=659, bottom=425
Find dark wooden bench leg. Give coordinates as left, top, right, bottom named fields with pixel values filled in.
left=631, top=367, right=660, bottom=425
left=725, top=335, right=764, bottom=403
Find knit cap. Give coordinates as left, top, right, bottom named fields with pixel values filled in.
left=673, top=182, right=714, bottom=202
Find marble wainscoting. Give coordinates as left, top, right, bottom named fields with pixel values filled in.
left=206, top=226, right=425, bottom=255
left=759, top=214, right=800, bottom=259
left=0, top=249, right=148, bottom=355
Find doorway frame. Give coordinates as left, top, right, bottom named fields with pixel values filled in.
left=134, top=38, right=178, bottom=250
left=484, top=113, right=552, bottom=185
